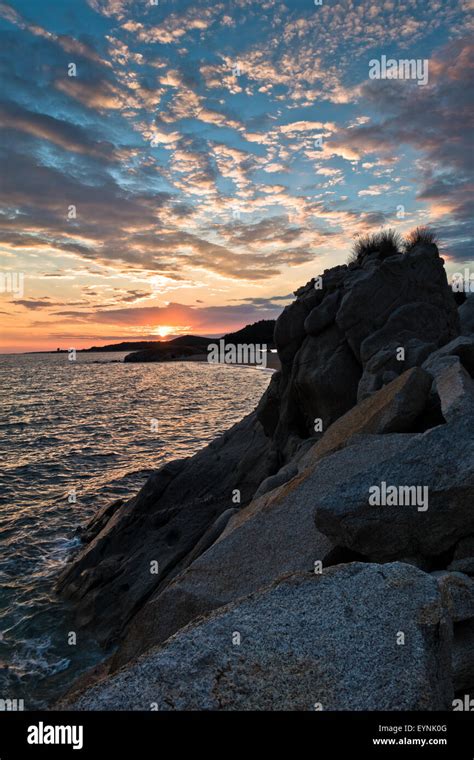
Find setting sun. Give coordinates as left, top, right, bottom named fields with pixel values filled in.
left=154, top=325, right=175, bottom=339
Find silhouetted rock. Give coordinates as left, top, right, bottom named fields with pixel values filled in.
left=258, top=243, right=458, bottom=457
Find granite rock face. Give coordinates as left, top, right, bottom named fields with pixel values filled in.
left=314, top=416, right=474, bottom=561
left=66, top=367, right=436, bottom=678
left=60, top=563, right=453, bottom=711
left=109, top=478, right=333, bottom=671
left=56, top=240, right=474, bottom=710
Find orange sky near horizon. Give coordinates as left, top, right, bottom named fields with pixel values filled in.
left=1, top=1, right=472, bottom=353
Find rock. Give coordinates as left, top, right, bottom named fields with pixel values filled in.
left=430, top=360, right=474, bottom=421
left=448, top=536, right=474, bottom=576
left=296, top=367, right=432, bottom=473
left=109, top=472, right=333, bottom=670
left=286, top=324, right=361, bottom=437
left=359, top=304, right=448, bottom=365
left=337, top=247, right=458, bottom=362
left=314, top=415, right=474, bottom=561
left=255, top=370, right=282, bottom=437
left=357, top=339, right=436, bottom=401
left=274, top=288, right=320, bottom=365
left=78, top=499, right=123, bottom=544
left=56, top=412, right=273, bottom=646
left=111, top=365, right=436, bottom=669
left=432, top=571, right=474, bottom=622
left=304, top=291, right=341, bottom=336
left=257, top=244, right=459, bottom=457
left=268, top=368, right=431, bottom=492
left=453, top=620, right=474, bottom=692
left=459, top=294, right=474, bottom=335
left=450, top=559, right=474, bottom=576
left=181, top=508, right=239, bottom=567
left=57, top=240, right=467, bottom=697
left=59, top=563, right=452, bottom=711
left=253, top=462, right=298, bottom=498
left=423, top=335, right=474, bottom=377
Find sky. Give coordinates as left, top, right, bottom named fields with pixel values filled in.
left=0, top=0, right=472, bottom=352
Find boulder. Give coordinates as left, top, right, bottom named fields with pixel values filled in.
left=423, top=335, right=474, bottom=378
left=112, top=367, right=435, bottom=669
left=59, top=563, right=453, bottom=711
left=56, top=241, right=468, bottom=701
left=337, top=246, right=459, bottom=362
left=432, top=571, right=474, bottom=623
left=357, top=339, right=436, bottom=401
left=288, top=324, right=361, bottom=435
left=274, top=287, right=320, bottom=365
left=430, top=360, right=474, bottom=421
left=314, top=415, right=474, bottom=560
left=305, top=367, right=432, bottom=464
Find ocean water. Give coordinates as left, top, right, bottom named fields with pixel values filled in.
left=0, top=352, right=272, bottom=708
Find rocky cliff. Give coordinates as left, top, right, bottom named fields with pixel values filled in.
left=56, top=238, right=474, bottom=710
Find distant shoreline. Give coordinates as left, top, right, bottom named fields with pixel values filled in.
left=182, top=352, right=281, bottom=370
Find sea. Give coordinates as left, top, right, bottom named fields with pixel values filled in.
left=0, top=352, right=272, bottom=708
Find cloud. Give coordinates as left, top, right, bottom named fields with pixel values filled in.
left=55, top=78, right=125, bottom=110
left=51, top=300, right=287, bottom=336
left=0, top=0, right=472, bottom=352
left=0, top=100, right=116, bottom=159
left=358, top=184, right=392, bottom=197
left=326, top=37, right=473, bottom=258
left=0, top=2, right=110, bottom=67
left=15, top=299, right=54, bottom=310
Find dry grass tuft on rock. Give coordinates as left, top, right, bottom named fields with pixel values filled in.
left=404, top=226, right=438, bottom=252
left=349, top=228, right=402, bottom=264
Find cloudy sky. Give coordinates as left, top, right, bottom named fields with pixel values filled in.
left=0, top=0, right=472, bottom=351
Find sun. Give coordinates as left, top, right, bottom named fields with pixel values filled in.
left=154, top=325, right=175, bottom=339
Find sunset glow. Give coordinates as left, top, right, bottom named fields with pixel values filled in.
left=0, top=0, right=472, bottom=352
left=153, top=325, right=178, bottom=339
